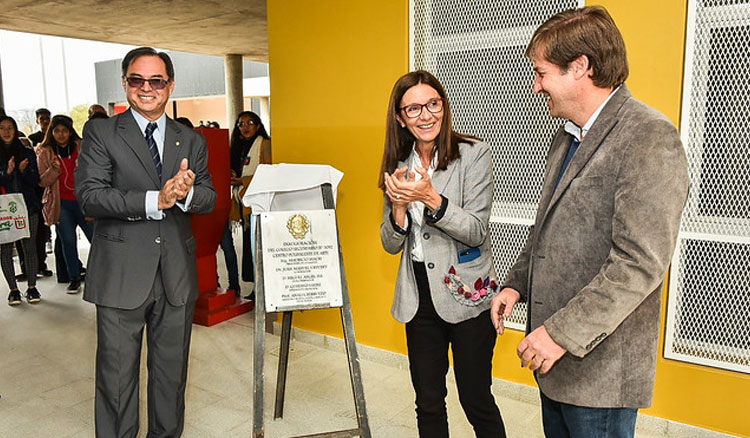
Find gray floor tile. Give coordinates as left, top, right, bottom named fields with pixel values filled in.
left=0, top=232, right=734, bottom=438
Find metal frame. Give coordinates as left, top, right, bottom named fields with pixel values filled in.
left=252, top=183, right=371, bottom=437
left=664, top=0, right=750, bottom=374
left=408, top=0, right=582, bottom=332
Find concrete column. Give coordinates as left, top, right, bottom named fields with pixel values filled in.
left=224, top=54, right=244, bottom=128
left=259, top=96, right=271, bottom=135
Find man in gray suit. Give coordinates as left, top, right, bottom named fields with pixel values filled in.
left=76, top=47, right=216, bottom=438
left=490, top=7, right=688, bottom=437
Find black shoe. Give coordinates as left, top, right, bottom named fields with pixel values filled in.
left=25, top=287, right=41, bottom=304
left=14, top=273, right=28, bottom=282
left=79, top=267, right=86, bottom=280
left=228, top=285, right=241, bottom=298
left=243, top=291, right=255, bottom=301
left=7, top=290, right=22, bottom=306
left=39, top=269, right=53, bottom=277
left=67, top=279, right=82, bottom=295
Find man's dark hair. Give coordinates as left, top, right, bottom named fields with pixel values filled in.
left=175, top=117, right=194, bottom=129
left=35, top=108, right=51, bottom=117
left=121, top=47, right=175, bottom=80
left=89, top=111, right=109, bottom=121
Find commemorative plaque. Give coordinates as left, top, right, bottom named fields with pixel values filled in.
left=260, top=209, right=343, bottom=312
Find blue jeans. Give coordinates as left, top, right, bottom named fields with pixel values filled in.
left=58, top=199, right=94, bottom=280
left=219, top=221, right=240, bottom=290
left=540, top=390, right=637, bottom=438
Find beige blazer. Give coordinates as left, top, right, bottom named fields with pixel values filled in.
left=381, top=140, right=498, bottom=324
left=504, top=85, right=689, bottom=408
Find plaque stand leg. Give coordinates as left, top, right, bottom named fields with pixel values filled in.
left=251, top=184, right=371, bottom=438
left=253, top=217, right=267, bottom=438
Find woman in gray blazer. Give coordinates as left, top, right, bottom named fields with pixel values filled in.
left=379, top=70, right=505, bottom=438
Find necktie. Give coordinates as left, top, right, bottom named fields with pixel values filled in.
left=145, top=122, right=162, bottom=178
left=554, top=137, right=580, bottom=190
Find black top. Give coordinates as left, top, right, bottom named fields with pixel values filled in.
left=28, top=131, right=45, bottom=146
left=229, top=136, right=258, bottom=176
left=0, top=142, right=42, bottom=214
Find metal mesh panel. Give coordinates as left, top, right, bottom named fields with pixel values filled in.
left=665, top=0, right=750, bottom=373
left=411, top=0, right=580, bottom=330
left=489, top=222, right=529, bottom=329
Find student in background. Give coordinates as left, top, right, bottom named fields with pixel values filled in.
left=1, top=116, right=42, bottom=306
left=229, top=111, right=271, bottom=300
left=37, top=115, right=93, bottom=294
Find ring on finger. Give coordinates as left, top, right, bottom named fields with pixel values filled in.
left=396, top=194, right=401, bottom=199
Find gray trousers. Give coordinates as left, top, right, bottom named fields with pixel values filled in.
left=94, top=280, right=196, bottom=438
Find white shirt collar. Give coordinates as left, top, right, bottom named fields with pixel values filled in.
left=130, top=108, right=167, bottom=140
left=409, top=143, right=438, bottom=170
left=564, top=85, right=621, bottom=142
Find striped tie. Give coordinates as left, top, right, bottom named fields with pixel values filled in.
left=145, top=122, right=162, bottom=178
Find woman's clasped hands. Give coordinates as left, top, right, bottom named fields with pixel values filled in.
left=383, top=165, right=436, bottom=206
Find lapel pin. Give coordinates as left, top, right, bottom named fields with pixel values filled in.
left=176, top=141, right=180, bottom=147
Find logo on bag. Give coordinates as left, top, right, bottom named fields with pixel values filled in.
left=0, top=221, right=11, bottom=231
left=8, top=201, right=17, bottom=213
left=14, top=217, right=26, bottom=230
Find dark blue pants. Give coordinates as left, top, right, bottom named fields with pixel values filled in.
left=540, top=390, right=638, bottom=438
left=58, top=199, right=93, bottom=280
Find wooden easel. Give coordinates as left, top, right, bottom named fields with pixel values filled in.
left=252, top=183, right=371, bottom=438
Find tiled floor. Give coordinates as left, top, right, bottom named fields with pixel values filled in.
left=0, top=236, right=736, bottom=437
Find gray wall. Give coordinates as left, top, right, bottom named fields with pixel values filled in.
left=95, top=50, right=268, bottom=106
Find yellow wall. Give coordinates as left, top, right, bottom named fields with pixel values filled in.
left=267, top=0, right=411, bottom=354
left=267, top=1, right=750, bottom=436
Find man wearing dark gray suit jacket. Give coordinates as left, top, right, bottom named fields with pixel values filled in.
left=490, top=7, right=688, bottom=437
left=76, top=47, right=216, bottom=438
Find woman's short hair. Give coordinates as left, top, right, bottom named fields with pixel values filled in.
left=526, top=6, right=628, bottom=89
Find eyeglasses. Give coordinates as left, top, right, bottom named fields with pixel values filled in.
left=125, top=76, right=170, bottom=90
left=237, top=121, right=256, bottom=127
left=400, top=98, right=444, bottom=119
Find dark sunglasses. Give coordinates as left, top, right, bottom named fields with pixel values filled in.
left=125, top=76, right=170, bottom=90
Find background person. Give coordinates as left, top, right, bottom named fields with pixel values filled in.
left=490, top=7, right=689, bottom=438
left=229, top=110, right=271, bottom=300
left=28, top=108, right=51, bottom=146
left=379, top=70, right=505, bottom=438
left=37, top=114, right=93, bottom=294
left=75, top=46, right=216, bottom=437
left=16, top=108, right=53, bottom=281
left=175, top=117, right=194, bottom=129
left=87, top=104, right=107, bottom=119
left=82, top=106, right=110, bottom=140
left=0, top=116, right=42, bottom=306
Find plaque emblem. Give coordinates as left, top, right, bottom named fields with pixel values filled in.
left=286, top=214, right=310, bottom=239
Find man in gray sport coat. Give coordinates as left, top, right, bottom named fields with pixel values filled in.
left=76, top=47, right=216, bottom=437
left=490, top=7, right=689, bottom=437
